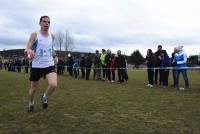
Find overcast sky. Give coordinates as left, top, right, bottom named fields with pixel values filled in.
left=0, top=0, right=200, bottom=56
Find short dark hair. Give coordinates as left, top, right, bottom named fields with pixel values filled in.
left=39, top=15, right=50, bottom=23
left=158, top=45, right=162, bottom=48
left=162, top=50, right=168, bottom=56
left=148, top=49, right=153, bottom=55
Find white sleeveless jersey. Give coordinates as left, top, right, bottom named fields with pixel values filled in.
left=31, top=31, right=54, bottom=68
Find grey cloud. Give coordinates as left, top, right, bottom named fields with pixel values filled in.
left=0, top=0, right=200, bottom=56
left=0, top=36, right=26, bottom=46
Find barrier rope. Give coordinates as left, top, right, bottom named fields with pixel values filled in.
left=1, top=64, right=200, bottom=70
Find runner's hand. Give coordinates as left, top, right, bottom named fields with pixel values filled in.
left=24, top=49, right=35, bottom=59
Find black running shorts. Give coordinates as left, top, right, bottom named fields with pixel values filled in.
left=29, top=66, right=56, bottom=81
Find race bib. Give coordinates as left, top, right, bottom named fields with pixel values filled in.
left=39, top=48, right=52, bottom=57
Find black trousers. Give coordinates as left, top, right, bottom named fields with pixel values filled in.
left=102, top=65, right=107, bottom=80
left=162, top=69, right=169, bottom=86
left=80, top=68, right=85, bottom=79
left=107, top=69, right=111, bottom=81
left=172, top=69, right=176, bottom=86
left=25, top=66, right=29, bottom=73
left=124, top=70, right=128, bottom=81
left=111, top=69, right=115, bottom=81
left=118, top=69, right=126, bottom=83
left=57, top=66, right=62, bottom=75
left=147, top=69, right=154, bottom=85
left=86, top=68, right=91, bottom=80
left=154, top=68, right=163, bottom=85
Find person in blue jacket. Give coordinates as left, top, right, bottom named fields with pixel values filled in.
left=73, top=56, right=80, bottom=79
left=161, top=51, right=170, bottom=88
left=173, top=46, right=189, bottom=89
left=67, top=53, right=74, bottom=76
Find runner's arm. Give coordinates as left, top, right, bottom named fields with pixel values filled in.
left=26, top=32, right=37, bottom=49
left=24, top=32, right=36, bottom=58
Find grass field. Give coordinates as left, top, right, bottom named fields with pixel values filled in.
left=0, top=70, right=200, bottom=134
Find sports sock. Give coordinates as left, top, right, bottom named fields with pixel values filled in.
left=43, top=93, right=47, bottom=98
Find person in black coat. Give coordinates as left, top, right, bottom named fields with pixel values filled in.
left=85, top=53, right=93, bottom=80
left=93, top=50, right=101, bottom=80
left=116, top=50, right=126, bottom=83
left=146, top=49, right=155, bottom=87
left=80, top=54, right=86, bottom=79
left=105, top=49, right=112, bottom=82
left=154, top=45, right=165, bottom=85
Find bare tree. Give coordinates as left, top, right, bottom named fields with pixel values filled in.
left=64, top=30, right=74, bottom=51
left=55, top=31, right=64, bottom=51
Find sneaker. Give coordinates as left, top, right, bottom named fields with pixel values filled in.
left=146, top=84, right=150, bottom=87
left=107, top=80, right=111, bottom=83
left=41, top=95, right=48, bottom=109
left=149, top=84, right=154, bottom=88
left=179, top=87, right=185, bottom=91
left=185, top=85, right=190, bottom=89
left=27, top=104, right=34, bottom=112
left=163, top=86, right=167, bottom=89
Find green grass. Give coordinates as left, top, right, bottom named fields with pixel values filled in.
left=0, top=70, right=200, bottom=134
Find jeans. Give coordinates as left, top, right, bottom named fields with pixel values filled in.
left=174, top=69, right=189, bottom=88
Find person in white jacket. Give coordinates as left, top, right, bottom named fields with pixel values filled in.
left=173, top=46, right=189, bottom=89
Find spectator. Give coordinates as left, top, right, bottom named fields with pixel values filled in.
left=80, top=54, right=86, bottom=79
left=161, top=51, right=170, bottom=88
left=16, top=58, right=22, bottom=72
left=93, top=50, right=101, bottom=80
left=105, top=49, right=112, bottom=83
left=116, top=50, right=126, bottom=83
left=173, top=46, right=189, bottom=89
left=154, top=45, right=165, bottom=85
left=171, top=48, right=177, bottom=87
left=110, top=54, right=116, bottom=82
left=100, top=49, right=107, bottom=80
left=85, top=53, right=93, bottom=80
left=73, top=56, right=80, bottom=79
left=146, top=49, right=155, bottom=88
left=67, top=53, right=74, bottom=76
